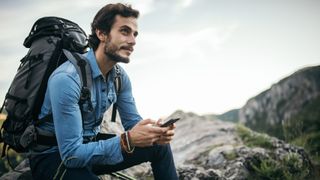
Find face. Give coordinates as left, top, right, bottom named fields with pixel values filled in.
left=104, top=15, right=138, bottom=63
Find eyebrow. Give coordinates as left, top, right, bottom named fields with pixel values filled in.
left=120, top=25, right=139, bottom=37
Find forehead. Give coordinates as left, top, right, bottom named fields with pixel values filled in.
left=112, top=15, right=138, bottom=31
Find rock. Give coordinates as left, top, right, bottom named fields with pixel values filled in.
left=177, top=165, right=222, bottom=180
left=207, top=151, right=225, bottom=168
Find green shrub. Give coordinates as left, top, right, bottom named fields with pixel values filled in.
left=291, top=132, right=320, bottom=165
left=236, top=124, right=274, bottom=150
left=250, top=157, right=284, bottom=179
left=248, top=153, right=311, bottom=180
left=282, top=153, right=310, bottom=179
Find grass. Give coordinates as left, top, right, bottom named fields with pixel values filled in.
left=291, top=132, right=320, bottom=166
left=236, top=124, right=274, bottom=150
left=249, top=157, right=283, bottom=180
left=247, top=152, right=311, bottom=180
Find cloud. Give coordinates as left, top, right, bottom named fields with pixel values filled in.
left=180, top=0, right=193, bottom=8
left=130, top=0, right=156, bottom=16
left=133, top=24, right=238, bottom=66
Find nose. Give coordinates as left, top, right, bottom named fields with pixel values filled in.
left=127, top=34, right=136, bottom=46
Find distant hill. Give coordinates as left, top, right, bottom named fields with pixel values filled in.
left=216, top=109, right=239, bottom=123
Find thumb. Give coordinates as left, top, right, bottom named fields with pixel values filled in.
left=156, top=118, right=163, bottom=126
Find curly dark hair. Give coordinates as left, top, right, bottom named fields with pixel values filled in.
left=88, top=3, right=140, bottom=51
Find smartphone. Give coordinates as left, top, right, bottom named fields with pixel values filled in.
left=160, top=118, right=180, bottom=127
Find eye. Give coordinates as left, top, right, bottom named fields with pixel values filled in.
left=133, top=31, right=138, bottom=37
left=120, top=28, right=130, bottom=35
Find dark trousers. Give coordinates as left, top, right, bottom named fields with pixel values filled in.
left=29, top=144, right=178, bottom=180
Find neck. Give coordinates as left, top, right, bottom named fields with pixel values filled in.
left=94, top=46, right=116, bottom=76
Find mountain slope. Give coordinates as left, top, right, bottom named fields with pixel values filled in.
left=239, top=65, right=320, bottom=139
left=238, top=65, right=320, bottom=171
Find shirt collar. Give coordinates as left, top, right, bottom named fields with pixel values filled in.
left=85, top=48, right=103, bottom=79
left=85, top=49, right=122, bottom=80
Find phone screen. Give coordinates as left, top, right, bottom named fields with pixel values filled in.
left=160, top=118, right=180, bottom=127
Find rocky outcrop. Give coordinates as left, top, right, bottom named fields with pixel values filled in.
left=238, top=65, right=320, bottom=140
left=1, top=109, right=316, bottom=179
left=101, top=110, right=315, bottom=179
left=171, top=111, right=314, bottom=179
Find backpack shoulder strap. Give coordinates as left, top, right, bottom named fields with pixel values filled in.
left=62, top=49, right=93, bottom=111
left=114, top=64, right=122, bottom=95
left=111, top=65, right=122, bottom=122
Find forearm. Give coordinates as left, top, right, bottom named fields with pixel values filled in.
left=61, top=137, right=123, bottom=168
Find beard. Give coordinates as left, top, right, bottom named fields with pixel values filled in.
left=104, top=40, right=130, bottom=64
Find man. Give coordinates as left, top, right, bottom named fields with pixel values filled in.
left=29, top=3, right=178, bottom=180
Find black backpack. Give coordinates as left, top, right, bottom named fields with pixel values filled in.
left=0, top=16, right=121, bottom=155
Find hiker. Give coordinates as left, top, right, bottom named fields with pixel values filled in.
left=28, top=3, right=178, bottom=180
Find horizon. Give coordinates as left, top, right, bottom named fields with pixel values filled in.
left=0, top=0, right=319, bottom=119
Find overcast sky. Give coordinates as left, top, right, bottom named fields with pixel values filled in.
left=0, top=0, right=319, bottom=119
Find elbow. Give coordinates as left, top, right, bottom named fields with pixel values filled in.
left=60, top=148, right=88, bottom=168
left=62, top=155, right=87, bottom=168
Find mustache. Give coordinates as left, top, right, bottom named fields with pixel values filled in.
left=121, top=46, right=134, bottom=51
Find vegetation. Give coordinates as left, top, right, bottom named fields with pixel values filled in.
left=237, top=124, right=312, bottom=180
left=283, top=96, right=320, bottom=167
left=236, top=124, right=274, bottom=150
left=245, top=112, right=285, bottom=140
left=247, top=153, right=311, bottom=180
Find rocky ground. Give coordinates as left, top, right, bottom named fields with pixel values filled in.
left=1, top=110, right=315, bottom=179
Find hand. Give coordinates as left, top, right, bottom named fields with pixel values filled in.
left=155, top=119, right=176, bottom=145
left=129, top=119, right=167, bottom=147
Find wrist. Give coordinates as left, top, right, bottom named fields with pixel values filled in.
left=127, top=130, right=134, bottom=147
left=126, top=131, right=135, bottom=153
left=120, top=131, right=135, bottom=154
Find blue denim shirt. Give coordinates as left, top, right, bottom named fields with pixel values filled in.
left=35, top=49, right=142, bottom=167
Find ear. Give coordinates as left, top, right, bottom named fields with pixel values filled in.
left=96, top=29, right=107, bottom=42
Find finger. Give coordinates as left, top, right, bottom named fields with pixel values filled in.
left=149, top=126, right=167, bottom=134
left=169, top=123, right=176, bottom=129
left=157, top=139, right=171, bottom=145
left=165, top=130, right=175, bottom=136
left=156, top=118, right=163, bottom=126
left=152, top=135, right=161, bottom=144
left=139, top=118, right=156, bottom=125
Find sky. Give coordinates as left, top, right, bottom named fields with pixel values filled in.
left=0, top=0, right=319, bottom=119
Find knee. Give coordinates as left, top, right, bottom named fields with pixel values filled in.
left=153, top=144, right=173, bottom=159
